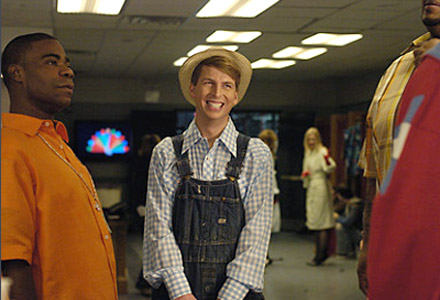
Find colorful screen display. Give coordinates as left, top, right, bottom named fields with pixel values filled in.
left=87, top=128, right=130, bottom=156
left=75, top=121, right=132, bottom=159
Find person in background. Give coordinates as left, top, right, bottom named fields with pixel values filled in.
left=1, top=33, right=117, bottom=300
left=143, top=48, right=273, bottom=300
left=131, top=133, right=162, bottom=231
left=333, top=186, right=363, bottom=259
left=357, top=0, right=440, bottom=294
left=258, top=129, right=281, bottom=266
left=368, top=42, right=440, bottom=300
left=301, top=127, right=336, bottom=266
left=132, top=134, right=161, bottom=296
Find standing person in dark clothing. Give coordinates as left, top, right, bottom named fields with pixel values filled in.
left=131, top=134, right=161, bottom=231
left=143, top=48, right=273, bottom=300
left=132, top=134, right=161, bottom=296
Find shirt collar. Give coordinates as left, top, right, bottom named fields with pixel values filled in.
left=1, top=113, right=69, bottom=142
left=402, top=32, right=432, bottom=55
left=182, top=117, right=239, bottom=157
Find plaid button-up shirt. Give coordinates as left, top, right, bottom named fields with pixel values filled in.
left=359, top=33, right=431, bottom=186
left=143, top=118, right=273, bottom=300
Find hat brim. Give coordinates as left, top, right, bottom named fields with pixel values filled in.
left=178, top=48, right=252, bottom=106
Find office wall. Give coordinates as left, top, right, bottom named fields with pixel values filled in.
left=1, top=70, right=380, bottom=116
left=70, top=71, right=380, bottom=110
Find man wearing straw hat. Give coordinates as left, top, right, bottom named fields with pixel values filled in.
left=143, top=48, right=273, bottom=300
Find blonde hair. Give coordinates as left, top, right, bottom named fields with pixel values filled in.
left=303, top=127, right=323, bottom=154
left=259, top=129, right=278, bottom=158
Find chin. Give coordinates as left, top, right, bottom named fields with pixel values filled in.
left=423, top=17, right=440, bottom=27
left=55, top=98, right=72, bottom=111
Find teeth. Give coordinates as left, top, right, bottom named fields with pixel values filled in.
left=207, top=101, right=222, bottom=108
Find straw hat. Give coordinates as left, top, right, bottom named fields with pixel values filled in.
left=178, top=48, right=252, bottom=106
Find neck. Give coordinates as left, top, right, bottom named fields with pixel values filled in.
left=8, top=91, right=54, bottom=120
left=9, top=101, right=54, bottom=120
left=195, top=117, right=228, bottom=148
left=429, top=25, right=440, bottom=38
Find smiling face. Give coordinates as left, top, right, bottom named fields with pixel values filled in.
left=307, top=133, right=317, bottom=150
left=15, top=39, right=75, bottom=118
left=190, top=65, right=238, bottom=127
left=422, top=0, right=440, bottom=28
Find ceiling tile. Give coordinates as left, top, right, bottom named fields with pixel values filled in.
left=54, top=14, right=120, bottom=29
left=1, top=0, right=52, bottom=27
left=375, top=10, right=426, bottom=31
left=91, top=30, right=156, bottom=76
left=55, top=29, right=106, bottom=52
left=278, top=0, right=360, bottom=8
left=263, top=6, right=338, bottom=18
left=124, top=0, right=203, bottom=16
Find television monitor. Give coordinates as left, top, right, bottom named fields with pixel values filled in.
left=74, top=121, right=133, bottom=160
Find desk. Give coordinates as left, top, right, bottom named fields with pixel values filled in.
left=109, top=219, right=129, bottom=294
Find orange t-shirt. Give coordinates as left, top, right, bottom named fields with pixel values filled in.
left=1, top=113, right=118, bottom=300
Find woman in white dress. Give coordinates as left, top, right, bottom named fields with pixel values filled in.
left=301, top=127, right=336, bottom=266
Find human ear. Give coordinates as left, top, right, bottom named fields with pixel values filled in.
left=189, top=83, right=196, bottom=99
left=232, top=91, right=239, bottom=106
left=7, top=65, right=24, bottom=83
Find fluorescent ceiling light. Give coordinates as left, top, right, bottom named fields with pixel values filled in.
left=173, top=57, right=188, bottom=67
left=302, top=33, right=363, bottom=46
left=251, top=59, right=296, bottom=69
left=272, top=46, right=327, bottom=60
left=57, top=0, right=125, bottom=15
left=187, top=45, right=239, bottom=57
left=206, top=30, right=262, bottom=43
left=197, top=0, right=280, bottom=18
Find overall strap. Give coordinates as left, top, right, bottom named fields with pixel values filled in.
left=172, top=135, right=193, bottom=178
left=225, top=133, right=251, bottom=180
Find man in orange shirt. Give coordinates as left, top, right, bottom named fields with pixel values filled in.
left=1, top=33, right=118, bottom=300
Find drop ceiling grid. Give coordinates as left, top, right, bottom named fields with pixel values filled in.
left=124, top=0, right=204, bottom=16
left=55, top=28, right=106, bottom=52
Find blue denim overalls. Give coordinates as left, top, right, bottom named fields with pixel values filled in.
left=152, top=134, right=264, bottom=300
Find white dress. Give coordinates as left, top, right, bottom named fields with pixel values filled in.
left=302, top=147, right=336, bottom=230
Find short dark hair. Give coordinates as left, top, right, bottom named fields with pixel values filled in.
left=190, top=55, right=241, bottom=90
left=1, top=32, right=57, bottom=88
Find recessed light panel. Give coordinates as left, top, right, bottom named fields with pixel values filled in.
left=273, top=47, right=327, bottom=60
left=302, top=33, right=363, bottom=46
left=173, top=57, right=188, bottom=67
left=57, top=0, right=125, bottom=15
left=251, top=59, right=296, bottom=69
left=206, top=30, right=262, bottom=43
left=187, top=45, right=239, bottom=57
left=196, top=0, right=279, bottom=18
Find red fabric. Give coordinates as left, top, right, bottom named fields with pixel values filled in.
left=368, top=48, right=440, bottom=300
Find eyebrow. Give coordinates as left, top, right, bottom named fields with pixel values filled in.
left=42, top=53, right=71, bottom=63
left=201, top=77, right=235, bottom=85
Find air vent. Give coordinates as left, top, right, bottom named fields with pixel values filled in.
left=127, top=15, right=187, bottom=26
